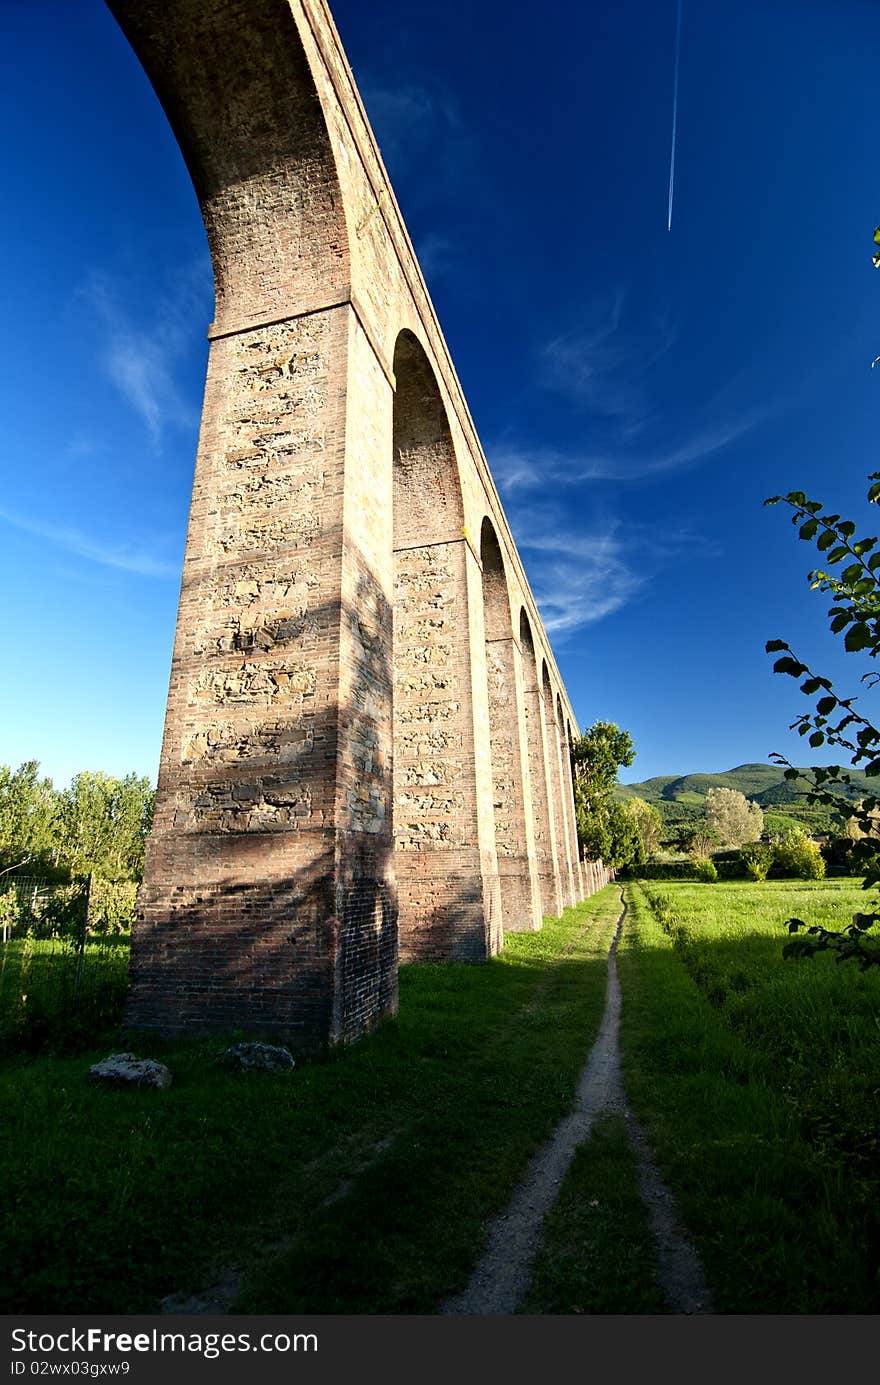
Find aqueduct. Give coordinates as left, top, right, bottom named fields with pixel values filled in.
left=110, top=0, right=609, bottom=1050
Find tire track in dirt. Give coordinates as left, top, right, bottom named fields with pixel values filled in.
left=442, top=889, right=712, bottom=1315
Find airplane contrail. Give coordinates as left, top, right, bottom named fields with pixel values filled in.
left=667, top=0, right=683, bottom=231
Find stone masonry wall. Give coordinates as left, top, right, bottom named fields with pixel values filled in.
left=113, top=0, right=596, bottom=1050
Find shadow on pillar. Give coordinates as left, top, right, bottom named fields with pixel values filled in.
left=127, top=569, right=399, bottom=1053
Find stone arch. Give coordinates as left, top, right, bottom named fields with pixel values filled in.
left=114, top=0, right=396, bottom=1051
left=540, top=662, right=568, bottom=911
left=566, top=717, right=586, bottom=899
left=392, top=330, right=465, bottom=547
left=554, top=693, right=578, bottom=907
left=392, top=334, right=500, bottom=960
left=108, top=0, right=351, bottom=331
left=520, top=615, right=563, bottom=917
left=481, top=522, right=541, bottom=932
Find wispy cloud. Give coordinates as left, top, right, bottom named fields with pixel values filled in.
left=508, top=507, right=708, bottom=641
left=362, top=80, right=477, bottom=197
left=490, top=405, right=764, bottom=491
left=363, top=84, right=446, bottom=167
left=64, top=434, right=99, bottom=460
left=522, top=524, right=644, bottom=636
left=539, top=290, right=678, bottom=433
left=415, top=231, right=456, bottom=285
left=79, top=258, right=213, bottom=447
left=0, top=505, right=179, bottom=579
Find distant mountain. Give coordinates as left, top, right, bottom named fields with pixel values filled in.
left=617, top=762, right=872, bottom=808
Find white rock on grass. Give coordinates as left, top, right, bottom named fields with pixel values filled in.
left=88, top=1053, right=172, bottom=1090
left=218, top=1042, right=295, bottom=1073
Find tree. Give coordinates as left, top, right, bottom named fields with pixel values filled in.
left=765, top=474, right=880, bottom=965
left=0, top=761, right=59, bottom=870
left=681, top=823, right=720, bottom=862
left=57, top=771, right=154, bottom=881
left=626, top=796, right=663, bottom=859
left=570, top=721, right=637, bottom=866
left=705, top=786, right=763, bottom=847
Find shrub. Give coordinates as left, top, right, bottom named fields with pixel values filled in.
left=742, top=843, right=774, bottom=882
left=694, top=858, right=718, bottom=883
left=774, top=831, right=826, bottom=881
left=88, top=879, right=137, bottom=935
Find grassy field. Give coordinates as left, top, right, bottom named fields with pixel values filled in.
left=6, top=879, right=877, bottom=1314
left=619, top=878, right=880, bottom=1312
left=0, top=935, right=129, bottom=1054
left=0, top=889, right=621, bottom=1314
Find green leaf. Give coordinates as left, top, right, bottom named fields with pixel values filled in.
left=839, top=521, right=857, bottom=539
left=868, top=483, right=880, bottom=504
left=816, top=529, right=836, bottom=552
left=801, top=678, right=822, bottom=695
left=764, top=496, right=781, bottom=506
left=773, top=657, right=807, bottom=676
left=830, top=613, right=850, bottom=634
left=845, top=624, right=873, bottom=652
left=809, top=731, right=825, bottom=748
left=799, top=518, right=819, bottom=541
left=868, top=551, right=880, bottom=569
left=765, top=639, right=789, bottom=653
left=841, top=564, right=863, bottom=584
left=817, top=696, right=838, bottom=715
left=827, top=546, right=849, bottom=563
left=874, top=227, right=880, bottom=245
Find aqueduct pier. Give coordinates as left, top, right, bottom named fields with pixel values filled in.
left=109, top=0, right=609, bottom=1050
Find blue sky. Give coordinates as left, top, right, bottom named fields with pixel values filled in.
left=2, top=0, right=879, bottom=789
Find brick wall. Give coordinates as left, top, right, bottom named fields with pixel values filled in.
left=111, top=0, right=595, bottom=1049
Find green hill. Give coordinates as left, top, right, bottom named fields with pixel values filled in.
left=617, top=761, right=872, bottom=808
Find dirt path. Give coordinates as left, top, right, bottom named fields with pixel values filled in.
left=442, top=889, right=712, bottom=1315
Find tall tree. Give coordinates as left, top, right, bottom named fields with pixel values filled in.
left=57, top=772, right=154, bottom=880
left=705, top=786, right=763, bottom=847
left=626, top=796, right=663, bottom=859
left=0, top=761, right=59, bottom=870
left=570, top=721, right=637, bottom=866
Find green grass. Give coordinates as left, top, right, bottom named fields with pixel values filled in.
left=519, top=1112, right=666, bottom=1314
left=618, top=879, right=880, bottom=1312
left=0, top=935, right=130, bottom=1054
left=0, top=889, right=620, bottom=1314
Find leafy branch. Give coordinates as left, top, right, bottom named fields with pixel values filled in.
left=766, top=478, right=880, bottom=965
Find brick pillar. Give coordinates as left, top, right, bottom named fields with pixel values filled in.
left=486, top=636, right=543, bottom=932
left=538, top=671, right=566, bottom=916
left=563, top=725, right=586, bottom=901
left=553, top=706, right=580, bottom=905
left=128, top=306, right=397, bottom=1049
left=520, top=620, right=563, bottom=919
left=551, top=699, right=578, bottom=909
left=393, top=537, right=500, bottom=960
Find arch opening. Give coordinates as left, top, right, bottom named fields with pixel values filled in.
left=480, top=522, right=541, bottom=932
left=554, top=692, right=578, bottom=908
left=113, top=0, right=390, bottom=1052
left=108, top=0, right=351, bottom=328
left=392, top=333, right=495, bottom=960
left=519, top=615, right=563, bottom=918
